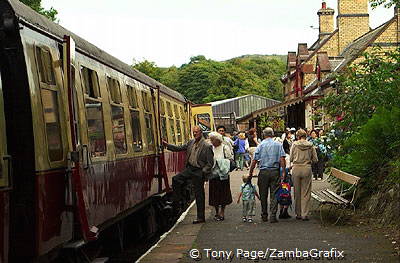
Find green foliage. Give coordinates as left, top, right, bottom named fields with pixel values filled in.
left=259, top=115, right=285, bottom=131
left=370, top=0, right=400, bottom=8
left=318, top=49, right=400, bottom=140
left=132, top=54, right=286, bottom=104
left=318, top=48, right=400, bottom=196
left=19, top=0, right=58, bottom=22
left=332, top=107, right=400, bottom=189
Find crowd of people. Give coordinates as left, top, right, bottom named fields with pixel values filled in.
left=162, top=125, right=330, bottom=224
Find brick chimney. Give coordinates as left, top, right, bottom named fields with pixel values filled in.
left=337, top=0, right=370, bottom=54
left=318, top=2, right=335, bottom=40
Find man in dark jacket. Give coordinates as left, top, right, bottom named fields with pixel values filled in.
left=163, top=126, right=214, bottom=224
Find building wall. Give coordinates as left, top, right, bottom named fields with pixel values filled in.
left=321, top=31, right=340, bottom=57
left=305, top=100, right=313, bottom=130
left=337, top=0, right=370, bottom=53
left=319, top=8, right=335, bottom=37
left=373, top=19, right=397, bottom=43
left=338, top=0, right=368, bottom=14
left=351, top=19, right=398, bottom=65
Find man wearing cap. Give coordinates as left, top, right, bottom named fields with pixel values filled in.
left=249, top=127, right=286, bottom=223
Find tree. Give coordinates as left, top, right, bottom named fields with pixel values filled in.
left=131, top=55, right=286, bottom=104
left=370, top=0, right=400, bottom=8
left=132, top=60, right=163, bottom=81
left=318, top=49, right=400, bottom=135
left=19, top=0, right=58, bottom=22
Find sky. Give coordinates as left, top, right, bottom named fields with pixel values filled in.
left=41, top=0, right=394, bottom=67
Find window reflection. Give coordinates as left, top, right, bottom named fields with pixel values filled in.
left=111, top=106, right=127, bottom=154
left=41, top=89, right=63, bottom=161
left=145, top=113, right=154, bottom=151
left=130, top=110, right=143, bottom=152
left=169, top=118, right=176, bottom=144
left=86, top=100, right=106, bottom=157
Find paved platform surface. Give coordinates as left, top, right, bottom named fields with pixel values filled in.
left=139, top=170, right=397, bottom=263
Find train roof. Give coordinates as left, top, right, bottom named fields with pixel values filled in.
left=6, top=0, right=186, bottom=102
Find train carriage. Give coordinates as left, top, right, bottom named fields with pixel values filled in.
left=0, top=69, right=10, bottom=263
left=0, top=0, right=212, bottom=262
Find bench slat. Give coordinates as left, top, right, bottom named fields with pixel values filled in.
left=322, top=190, right=348, bottom=205
left=325, top=189, right=350, bottom=204
left=311, top=192, right=327, bottom=203
left=331, top=168, right=360, bottom=185
left=313, top=190, right=341, bottom=204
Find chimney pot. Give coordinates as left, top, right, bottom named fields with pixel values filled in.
left=322, top=2, right=327, bottom=9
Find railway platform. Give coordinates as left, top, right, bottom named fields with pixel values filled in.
left=139, top=170, right=396, bottom=263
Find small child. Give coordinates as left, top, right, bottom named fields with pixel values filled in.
left=237, top=175, right=260, bottom=223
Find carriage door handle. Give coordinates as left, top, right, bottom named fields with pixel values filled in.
left=3, top=155, right=12, bottom=190
left=82, top=145, right=89, bottom=169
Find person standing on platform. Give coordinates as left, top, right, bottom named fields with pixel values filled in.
left=290, top=129, right=318, bottom=221
left=162, top=126, right=214, bottom=224
left=217, top=125, right=234, bottom=156
left=237, top=174, right=260, bottom=223
left=249, top=127, right=286, bottom=223
left=247, top=128, right=260, bottom=163
left=234, top=133, right=248, bottom=171
left=208, top=132, right=233, bottom=221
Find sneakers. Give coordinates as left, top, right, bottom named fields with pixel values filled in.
left=243, top=217, right=254, bottom=223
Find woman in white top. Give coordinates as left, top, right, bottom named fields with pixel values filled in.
left=208, top=132, right=233, bottom=221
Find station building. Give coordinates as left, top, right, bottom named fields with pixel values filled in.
left=210, top=94, right=280, bottom=132
left=278, top=0, right=399, bottom=130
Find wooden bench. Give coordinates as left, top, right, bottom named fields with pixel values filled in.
left=311, top=168, right=361, bottom=225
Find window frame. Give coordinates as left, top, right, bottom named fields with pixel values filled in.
left=80, top=65, right=108, bottom=160
left=35, top=45, right=65, bottom=165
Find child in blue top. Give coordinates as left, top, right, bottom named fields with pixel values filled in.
left=234, top=133, right=248, bottom=170
left=237, top=175, right=260, bottom=223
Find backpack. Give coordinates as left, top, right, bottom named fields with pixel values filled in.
left=275, top=182, right=292, bottom=206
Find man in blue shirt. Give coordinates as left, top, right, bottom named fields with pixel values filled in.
left=249, top=127, right=286, bottom=223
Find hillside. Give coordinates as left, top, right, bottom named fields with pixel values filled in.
left=133, top=54, right=287, bottom=104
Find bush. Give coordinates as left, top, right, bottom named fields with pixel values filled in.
left=332, top=107, right=400, bottom=191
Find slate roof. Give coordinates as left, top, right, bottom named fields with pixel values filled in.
left=317, top=52, right=331, bottom=72
left=335, top=17, right=396, bottom=72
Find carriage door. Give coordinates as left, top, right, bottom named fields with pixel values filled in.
left=0, top=70, right=11, bottom=263
left=63, top=36, right=95, bottom=241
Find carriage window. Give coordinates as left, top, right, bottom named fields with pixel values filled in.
left=81, top=67, right=100, bottom=98
left=127, top=85, right=138, bottom=108
left=111, top=106, right=127, bottom=154
left=142, top=91, right=151, bottom=112
left=41, top=89, right=63, bottom=161
left=176, top=120, right=182, bottom=143
left=180, top=107, right=186, bottom=120
left=169, top=118, right=176, bottom=144
left=145, top=113, right=154, bottom=150
left=182, top=121, right=187, bottom=142
left=107, top=77, right=122, bottom=103
left=160, top=99, right=166, bottom=116
left=174, top=104, right=180, bottom=119
left=36, top=47, right=55, bottom=85
left=161, top=117, right=168, bottom=142
left=86, top=100, right=106, bottom=157
left=130, top=110, right=143, bottom=152
left=166, top=101, right=173, bottom=117
left=36, top=47, right=63, bottom=162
